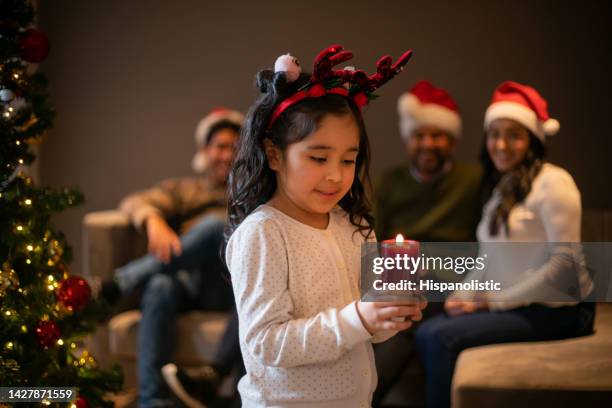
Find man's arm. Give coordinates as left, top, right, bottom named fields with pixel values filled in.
left=119, top=179, right=183, bottom=263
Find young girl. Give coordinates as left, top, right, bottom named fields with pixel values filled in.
left=415, top=81, right=595, bottom=408
left=224, top=46, right=426, bottom=407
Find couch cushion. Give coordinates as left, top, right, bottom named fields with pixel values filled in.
left=109, top=310, right=230, bottom=365
left=83, top=210, right=147, bottom=281
left=452, top=303, right=612, bottom=408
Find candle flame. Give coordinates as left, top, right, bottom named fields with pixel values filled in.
left=395, top=234, right=404, bottom=244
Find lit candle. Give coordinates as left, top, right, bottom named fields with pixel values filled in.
left=380, top=234, right=421, bottom=297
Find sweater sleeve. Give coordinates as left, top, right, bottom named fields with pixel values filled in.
left=118, top=178, right=182, bottom=230
left=536, top=168, right=581, bottom=242
left=227, top=218, right=372, bottom=369
left=487, top=167, right=583, bottom=311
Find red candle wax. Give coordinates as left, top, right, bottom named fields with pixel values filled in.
left=380, top=234, right=420, bottom=284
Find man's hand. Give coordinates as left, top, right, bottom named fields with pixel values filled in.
left=145, top=214, right=182, bottom=264
left=356, top=298, right=428, bottom=334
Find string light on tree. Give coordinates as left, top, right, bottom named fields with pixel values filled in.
left=1, top=0, right=122, bottom=400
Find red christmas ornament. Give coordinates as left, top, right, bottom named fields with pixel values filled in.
left=56, top=276, right=91, bottom=311
left=35, top=320, right=61, bottom=348
left=75, top=396, right=88, bottom=408
left=20, top=28, right=50, bottom=63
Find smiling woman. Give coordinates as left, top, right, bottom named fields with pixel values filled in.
left=485, top=119, right=532, bottom=174
left=481, top=81, right=551, bottom=237
left=415, top=81, right=595, bottom=408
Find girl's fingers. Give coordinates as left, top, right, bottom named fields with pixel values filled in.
left=378, top=306, right=423, bottom=321
left=410, top=311, right=423, bottom=322
left=380, top=320, right=413, bottom=331
left=419, top=298, right=428, bottom=309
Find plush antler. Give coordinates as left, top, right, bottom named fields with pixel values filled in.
left=347, top=69, right=370, bottom=90
left=312, top=46, right=413, bottom=93
left=357, top=50, right=413, bottom=93
left=268, top=45, right=413, bottom=128
left=312, top=44, right=355, bottom=83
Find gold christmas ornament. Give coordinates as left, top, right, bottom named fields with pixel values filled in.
left=0, top=263, right=20, bottom=295
left=48, top=239, right=64, bottom=263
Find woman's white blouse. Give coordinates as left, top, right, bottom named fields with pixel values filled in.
left=472, top=163, right=593, bottom=310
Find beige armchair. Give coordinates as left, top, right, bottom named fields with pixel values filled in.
left=82, top=210, right=230, bottom=390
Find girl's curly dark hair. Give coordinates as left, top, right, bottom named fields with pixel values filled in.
left=225, top=69, right=374, bottom=246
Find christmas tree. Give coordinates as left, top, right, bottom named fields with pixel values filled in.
left=1, top=0, right=123, bottom=406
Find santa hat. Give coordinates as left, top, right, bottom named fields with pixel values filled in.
left=484, top=81, right=559, bottom=142
left=192, top=108, right=244, bottom=173
left=397, top=80, right=462, bottom=140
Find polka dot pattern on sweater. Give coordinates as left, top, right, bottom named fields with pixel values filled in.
left=226, top=205, right=378, bottom=406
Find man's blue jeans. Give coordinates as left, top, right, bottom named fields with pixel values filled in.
left=414, top=302, right=595, bottom=408
left=115, top=214, right=234, bottom=408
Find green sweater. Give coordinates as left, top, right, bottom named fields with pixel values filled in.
left=374, top=162, right=484, bottom=242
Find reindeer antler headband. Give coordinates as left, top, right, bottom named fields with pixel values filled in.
left=268, top=44, right=413, bottom=129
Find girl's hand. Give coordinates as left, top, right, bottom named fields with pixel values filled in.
left=145, top=214, right=182, bottom=264
left=356, top=299, right=427, bottom=334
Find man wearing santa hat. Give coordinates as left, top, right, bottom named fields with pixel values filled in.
left=373, top=81, right=483, bottom=405
left=101, top=108, right=244, bottom=408
left=375, top=80, right=483, bottom=244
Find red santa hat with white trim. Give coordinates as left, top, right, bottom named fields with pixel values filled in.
left=397, top=80, right=462, bottom=141
left=484, top=81, right=559, bottom=142
left=192, top=107, right=244, bottom=173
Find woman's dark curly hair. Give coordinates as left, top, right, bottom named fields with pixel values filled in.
left=225, top=69, right=374, bottom=246
left=480, top=130, right=546, bottom=236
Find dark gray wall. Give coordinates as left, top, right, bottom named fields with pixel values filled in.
left=37, top=0, right=612, bottom=273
